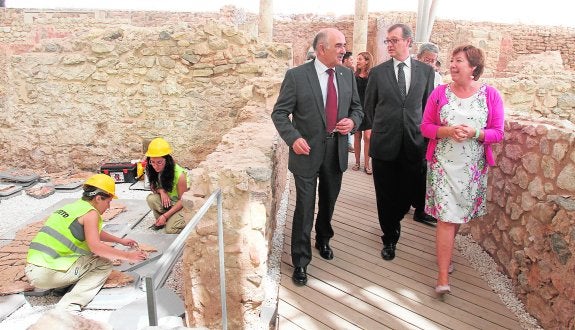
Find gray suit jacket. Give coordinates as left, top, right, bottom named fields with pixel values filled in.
left=271, top=60, right=364, bottom=176
left=364, top=58, right=435, bottom=162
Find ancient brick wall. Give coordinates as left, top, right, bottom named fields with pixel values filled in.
left=0, top=8, right=289, bottom=172
left=428, top=20, right=575, bottom=72
left=460, top=114, right=575, bottom=329
left=4, top=7, right=575, bottom=69
left=485, top=50, right=575, bottom=124
left=180, top=103, right=283, bottom=328
left=1, top=9, right=289, bottom=327
left=0, top=7, right=255, bottom=44
left=3, top=8, right=575, bottom=155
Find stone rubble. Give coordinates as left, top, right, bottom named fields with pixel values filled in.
left=456, top=234, right=542, bottom=330
left=101, top=202, right=126, bottom=221
left=25, top=185, right=56, bottom=199
left=102, top=270, right=135, bottom=289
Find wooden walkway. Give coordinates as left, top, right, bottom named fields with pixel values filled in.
left=276, top=159, right=521, bottom=329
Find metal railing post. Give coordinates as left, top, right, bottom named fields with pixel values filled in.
left=217, top=191, right=227, bottom=330
left=143, top=188, right=227, bottom=329
left=145, top=276, right=158, bottom=326
left=150, top=189, right=221, bottom=290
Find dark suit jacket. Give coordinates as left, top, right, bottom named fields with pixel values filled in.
left=271, top=60, right=364, bottom=176
left=364, top=58, right=435, bottom=162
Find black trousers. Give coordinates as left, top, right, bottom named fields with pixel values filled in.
left=291, top=137, right=342, bottom=268
left=411, top=160, right=428, bottom=212
left=372, top=150, right=425, bottom=245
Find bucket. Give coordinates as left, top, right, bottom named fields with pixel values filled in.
left=140, top=159, right=150, bottom=189
left=143, top=173, right=150, bottom=189
left=136, top=162, right=144, bottom=179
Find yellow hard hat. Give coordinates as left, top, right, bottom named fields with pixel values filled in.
left=84, top=174, right=117, bottom=199
left=145, top=138, right=173, bottom=157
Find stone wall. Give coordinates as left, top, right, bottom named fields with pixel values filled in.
left=4, top=8, right=575, bottom=160
left=180, top=99, right=284, bottom=328
left=4, top=8, right=575, bottom=71
left=0, top=8, right=289, bottom=171
left=0, top=7, right=257, bottom=43
left=460, top=113, right=575, bottom=329
left=486, top=51, right=575, bottom=124
left=1, top=7, right=288, bottom=328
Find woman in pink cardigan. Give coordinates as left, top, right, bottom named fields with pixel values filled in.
left=420, top=45, right=504, bottom=297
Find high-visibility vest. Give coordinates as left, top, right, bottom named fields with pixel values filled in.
left=163, top=164, right=189, bottom=202
left=27, top=199, right=102, bottom=271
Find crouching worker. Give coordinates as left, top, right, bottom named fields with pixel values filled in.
left=25, top=174, right=148, bottom=312
left=145, top=137, right=190, bottom=234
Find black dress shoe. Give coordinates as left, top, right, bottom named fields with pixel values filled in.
left=381, top=243, right=396, bottom=260
left=292, top=266, right=307, bottom=285
left=413, top=210, right=437, bottom=224
left=314, top=241, right=334, bottom=260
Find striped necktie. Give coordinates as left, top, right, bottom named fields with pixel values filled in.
left=397, top=62, right=406, bottom=100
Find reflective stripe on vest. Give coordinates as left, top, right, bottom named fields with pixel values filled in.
left=29, top=241, right=89, bottom=259
left=27, top=199, right=101, bottom=271
left=34, top=226, right=91, bottom=256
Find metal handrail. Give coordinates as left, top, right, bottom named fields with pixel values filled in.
left=144, top=188, right=227, bottom=330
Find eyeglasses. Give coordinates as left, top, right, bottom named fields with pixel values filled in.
left=383, top=38, right=405, bottom=45
left=149, top=159, right=165, bottom=166
left=421, top=57, right=437, bottom=64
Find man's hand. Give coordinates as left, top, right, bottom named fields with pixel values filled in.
left=292, top=138, right=311, bottom=155
left=335, top=118, right=354, bottom=135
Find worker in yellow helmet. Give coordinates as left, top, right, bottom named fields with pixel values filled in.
left=25, top=174, right=148, bottom=312
left=145, top=137, right=190, bottom=234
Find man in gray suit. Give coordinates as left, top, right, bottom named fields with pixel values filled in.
left=364, top=23, right=435, bottom=261
left=271, top=28, right=363, bottom=285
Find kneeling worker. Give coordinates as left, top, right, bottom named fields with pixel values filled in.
left=25, top=174, right=148, bottom=312
left=145, top=137, right=190, bottom=234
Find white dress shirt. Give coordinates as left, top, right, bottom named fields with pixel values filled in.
left=314, top=59, right=339, bottom=107
left=393, top=57, right=412, bottom=95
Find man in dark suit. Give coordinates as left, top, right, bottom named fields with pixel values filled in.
left=271, top=28, right=364, bottom=285
left=363, top=23, right=435, bottom=261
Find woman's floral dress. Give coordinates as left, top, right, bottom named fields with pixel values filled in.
left=425, top=84, right=489, bottom=224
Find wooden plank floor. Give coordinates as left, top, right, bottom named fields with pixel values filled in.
left=277, top=158, right=521, bottom=330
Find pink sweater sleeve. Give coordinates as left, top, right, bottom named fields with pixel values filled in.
left=420, top=84, right=504, bottom=165
left=483, top=86, right=505, bottom=144
left=421, top=86, right=445, bottom=140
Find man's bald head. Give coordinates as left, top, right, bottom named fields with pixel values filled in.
left=312, top=28, right=347, bottom=68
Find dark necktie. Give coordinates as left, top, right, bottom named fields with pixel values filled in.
left=325, top=69, right=337, bottom=132
left=397, top=62, right=406, bottom=100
